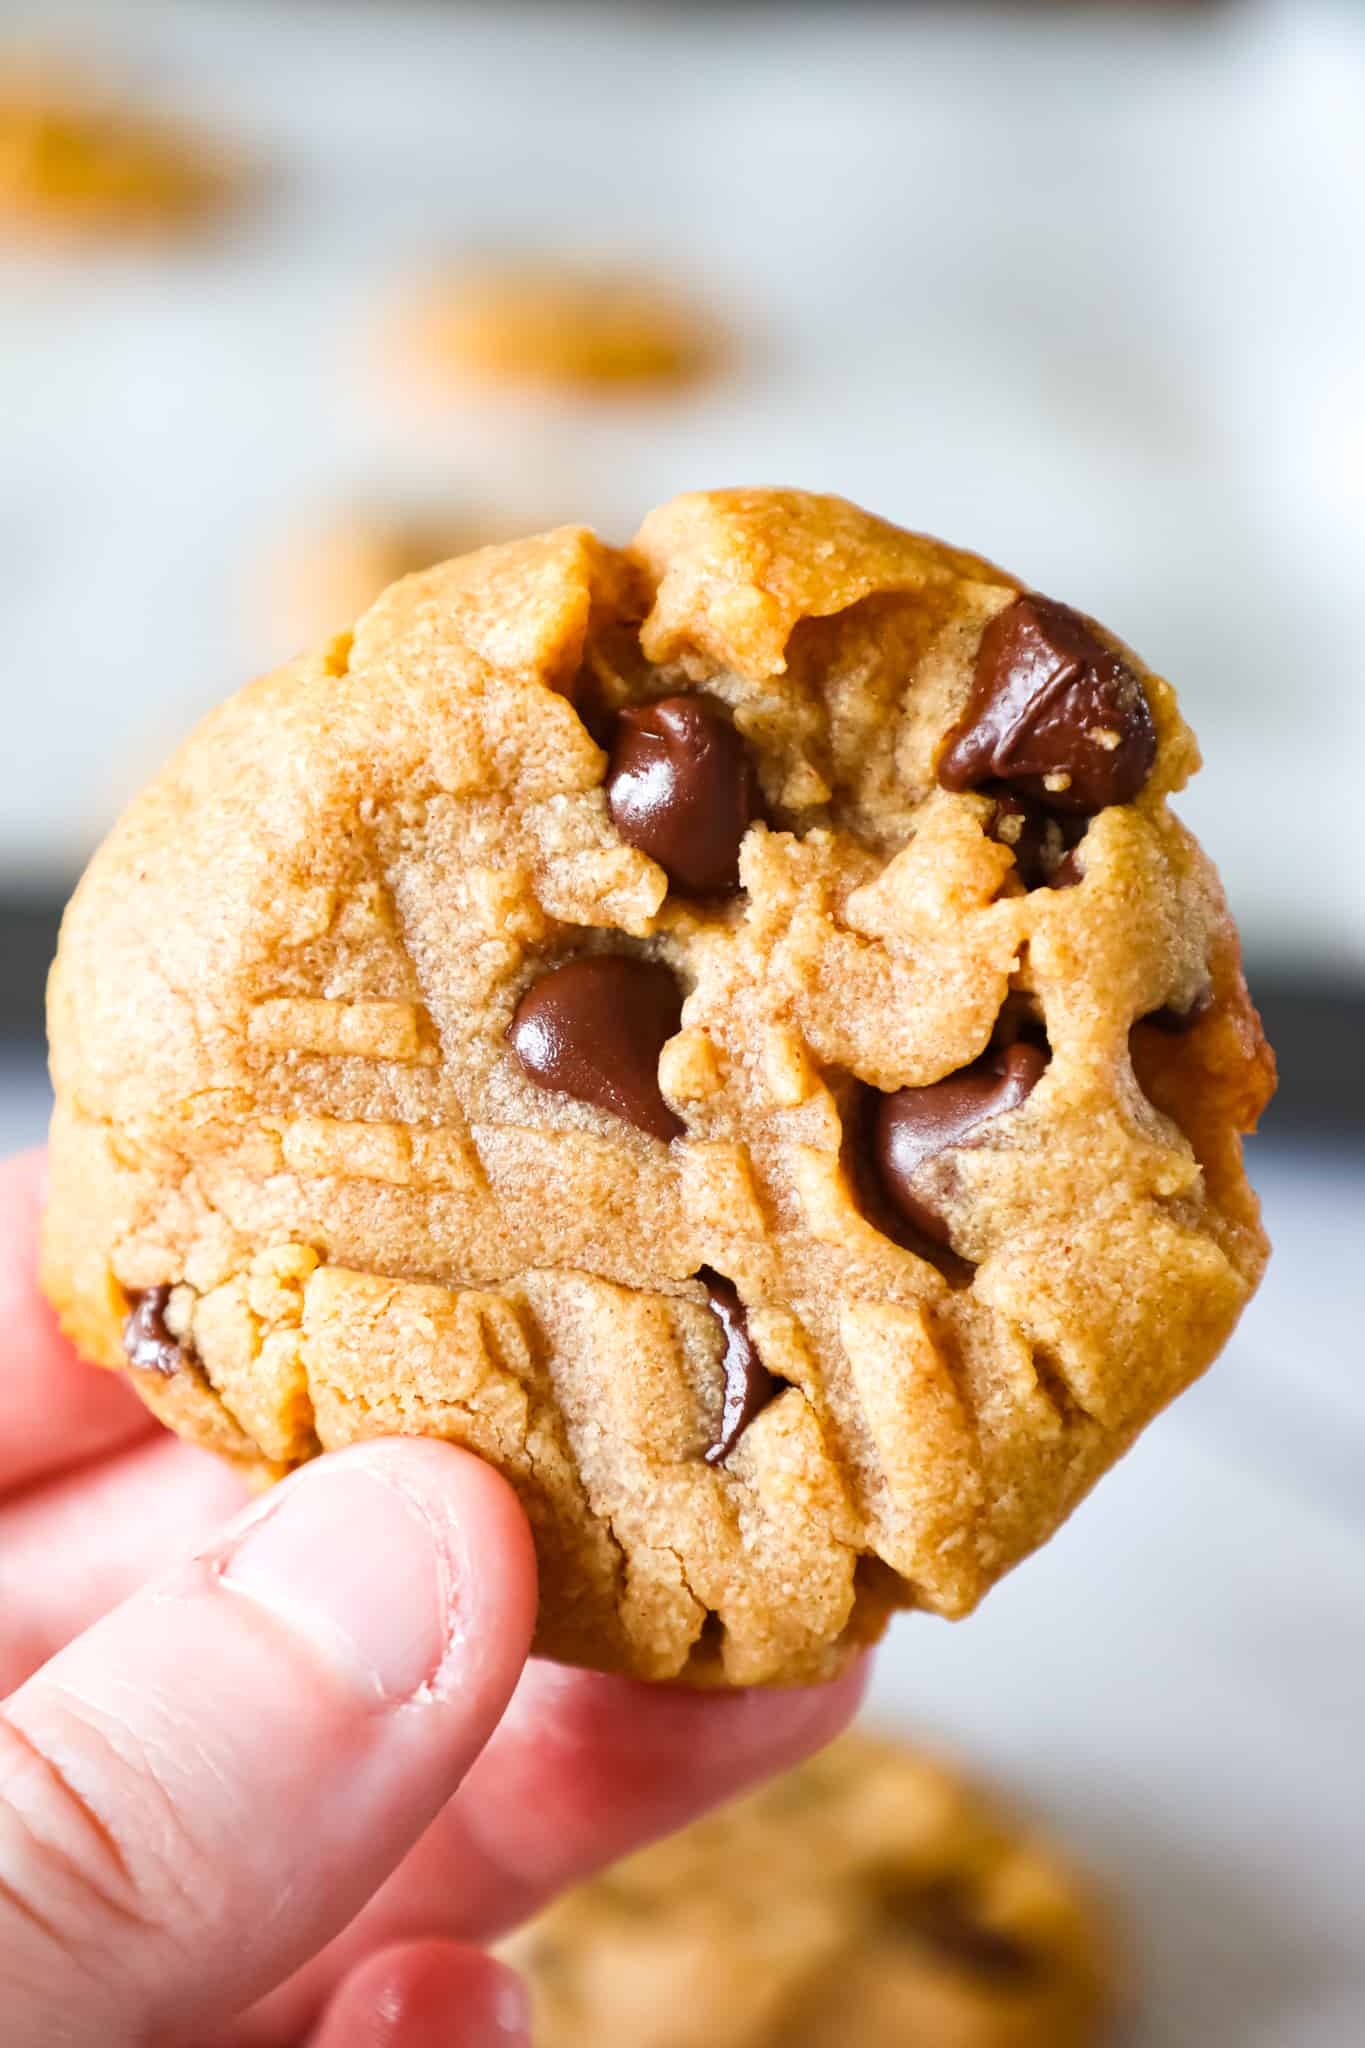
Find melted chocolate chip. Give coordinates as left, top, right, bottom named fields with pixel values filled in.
left=1142, top=984, right=1214, bottom=1033
left=698, top=1267, right=779, bottom=1464
left=122, top=1285, right=185, bottom=1376
left=878, top=1877, right=1039, bottom=1987
left=873, top=1042, right=1048, bottom=1245
left=606, top=695, right=761, bottom=894
left=940, top=594, right=1156, bottom=815
left=508, top=956, right=685, bottom=1141
left=986, top=796, right=1086, bottom=891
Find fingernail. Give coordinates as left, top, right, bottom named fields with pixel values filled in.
left=218, top=1450, right=457, bottom=1704
left=485, top=1962, right=533, bottom=2042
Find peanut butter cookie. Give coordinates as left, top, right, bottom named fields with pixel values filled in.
left=43, top=490, right=1274, bottom=1685
left=500, top=1729, right=1123, bottom=2047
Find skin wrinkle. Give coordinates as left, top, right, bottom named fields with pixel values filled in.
left=0, top=1859, right=65, bottom=1953
left=0, top=1707, right=148, bottom=1923
left=2, top=1456, right=528, bottom=2043
left=0, top=1709, right=165, bottom=2032
left=29, top=1673, right=217, bottom=1947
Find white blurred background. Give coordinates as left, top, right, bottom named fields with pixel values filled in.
left=2, top=0, right=1364, bottom=976
left=1, top=3, right=1362, bottom=2042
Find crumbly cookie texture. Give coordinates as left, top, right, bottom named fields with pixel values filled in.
left=0, top=72, right=235, bottom=234
left=499, top=1729, right=1123, bottom=2048
left=398, top=261, right=718, bottom=393
left=43, top=488, right=1274, bottom=1686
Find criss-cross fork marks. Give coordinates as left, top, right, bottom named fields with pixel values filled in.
left=169, top=1224, right=1018, bottom=1681
left=297, top=1262, right=860, bottom=1684
left=248, top=996, right=440, bottom=1064
left=231, top=989, right=1041, bottom=1660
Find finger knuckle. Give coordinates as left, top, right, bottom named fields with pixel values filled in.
left=0, top=1691, right=203, bottom=1983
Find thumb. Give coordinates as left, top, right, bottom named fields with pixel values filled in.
left=0, top=1439, right=537, bottom=2048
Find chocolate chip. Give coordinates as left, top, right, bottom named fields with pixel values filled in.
left=122, top=1285, right=185, bottom=1376
left=1142, top=984, right=1214, bottom=1033
left=606, top=695, right=761, bottom=894
left=698, top=1267, right=779, bottom=1464
left=508, top=956, right=686, bottom=1141
left=873, top=1041, right=1048, bottom=1245
left=986, top=796, right=1086, bottom=891
left=940, top=594, right=1156, bottom=814
left=877, top=1876, right=1039, bottom=1987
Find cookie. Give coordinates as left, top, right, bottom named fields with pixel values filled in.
left=397, top=260, right=718, bottom=394
left=0, top=70, right=234, bottom=235
left=42, top=488, right=1274, bottom=1686
left=499, top=1729, right=1123, bottom=2048
left=266, top=512, right=496, bottom=653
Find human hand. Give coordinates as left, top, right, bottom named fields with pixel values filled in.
left=0, top=1149, right=866, bottom=2046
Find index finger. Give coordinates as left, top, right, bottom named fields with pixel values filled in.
left=0, top=1148, right=154, bottom=1498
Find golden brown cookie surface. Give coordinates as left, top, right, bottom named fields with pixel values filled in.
left=43, top=489, right=1273, bottom=1684
left=500, top=1730, right=1123, bottom=2048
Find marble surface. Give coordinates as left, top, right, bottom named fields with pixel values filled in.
left=2, top=1046, right=1361, bottom=2043
left=2, top=0, right=1364, bottom=978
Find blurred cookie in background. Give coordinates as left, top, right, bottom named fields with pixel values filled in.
left=501, top=1730, right=1124, bottom=2048
left=396, top=259, right=722, bottom=397
left=0, top=64, right=240, bottom=237
left=263, top=508, right=510, bottom=653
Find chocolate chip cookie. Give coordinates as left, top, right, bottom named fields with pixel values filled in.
left=499, top=1729, right=1123, bottom=2047
left=42, top=488, right=1274, bottom=1684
